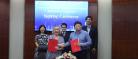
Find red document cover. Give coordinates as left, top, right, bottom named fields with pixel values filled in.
left=48, top=39, right=58, bottom=52
left=70, top=39, right=81, bottom=53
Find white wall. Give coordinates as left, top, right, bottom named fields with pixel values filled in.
left=9, top=0, right=25, bottom=59
left=98, top=0, right=112, bottom=59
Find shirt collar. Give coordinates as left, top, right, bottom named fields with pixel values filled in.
left=87, top=25, right=92, bottom=28
left=75, top=30, right=82, bottom=34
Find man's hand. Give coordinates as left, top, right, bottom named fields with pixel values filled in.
left=55, top=46, right=59, bottom=50
left=92, top=48, right=96, bottom=54
left=35, top=42, right=39, bottom=48
left=77, top=43, right=80, bottom=46
left=58, top=44, right=65, bottom=48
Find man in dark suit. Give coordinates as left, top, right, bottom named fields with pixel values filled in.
left=60, top=23, right=71, bottom=53
left=82, top=16, right=98, bottom=59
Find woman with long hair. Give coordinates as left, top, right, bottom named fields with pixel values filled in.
left=34, top=25, right=48, bottom=59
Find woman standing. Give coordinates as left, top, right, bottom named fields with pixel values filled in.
left=34, top=25, right=48, bottom=59
left=46, top=26, right=65, bottom=59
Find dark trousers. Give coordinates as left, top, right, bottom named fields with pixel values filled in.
left=62, top=46, right=71, bottom=53
left=34, top=48, right=47, bottom=59
left=34, top=52, right=47, bottom=59
left=90, top=50, right=97, bottom=59
left=73, top=49, right=90, bottom=59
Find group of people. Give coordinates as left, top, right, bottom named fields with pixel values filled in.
left=34, top=16, right=98, bottom=59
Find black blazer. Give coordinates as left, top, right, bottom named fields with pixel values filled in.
left=82, top=25, right=98, bottom=49
left=60, top=31, right=72, bottom=52
left=60, top=31, right=71, bottom=43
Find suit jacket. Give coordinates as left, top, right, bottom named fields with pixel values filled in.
left=60, top=31, right=72, bottom=52
left=82, top=25, right=98, bottom=49
left=60, top=31, right=71, bottom=43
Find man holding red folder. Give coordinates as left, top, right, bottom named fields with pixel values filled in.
left=46, top=26, right=65, bottom=59
left=62, top=21, right=92, bottom=59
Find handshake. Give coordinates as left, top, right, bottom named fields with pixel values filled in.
left=58, top=43, right=65, bottom=48
left=56, top=43, right=65, bottom=50
left=58, top=42, right=81, bottom=48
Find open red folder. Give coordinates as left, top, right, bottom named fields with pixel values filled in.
left=70, top=39, right=81, bottom=53
left=48, top=39, right=58, bottom=52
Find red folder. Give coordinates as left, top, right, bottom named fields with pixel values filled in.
left=70, top=39, right=81, bottom=53
left=48, top=39, right=58, bottom=52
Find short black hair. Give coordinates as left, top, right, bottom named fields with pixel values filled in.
left=61, top=23, right=67, bottom=28
left=38, top=24, right=47, bottom=34
left=85, top=16, right=93, bottom=21
left=74, top=21, right=82, bottom=27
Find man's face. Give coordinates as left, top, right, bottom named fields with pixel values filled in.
left=53, top=26, right=60, bottom=35
left=86, top=18, right=92, bottom=25
left=75, top=24, right=82, bottom=31
left=61, top=25, right=67, bottom=32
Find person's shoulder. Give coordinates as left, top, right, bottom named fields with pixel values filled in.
left=81, top=30, right=87, bottom=32
left=35, top=34, right=40, bottom=37
left=67, top=31, right=74, bottom=37
left=70, top=31, right=75, bottom=34
left=35, top=34, right=41, bottom=39
left=82, top=25, right=87, bottom=28
left=44, top=34, right=48, bottom=36
left=39, top=33, right=47, bottom=35
left=82, top=25, right=87, bottom=27
left=66, top=31, right=72, bottom=34
left=81, top=30, right=89, bottom=34
left=49, top=34, right=53, bottom=37
left=59, top=36, right=64, bottom=40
